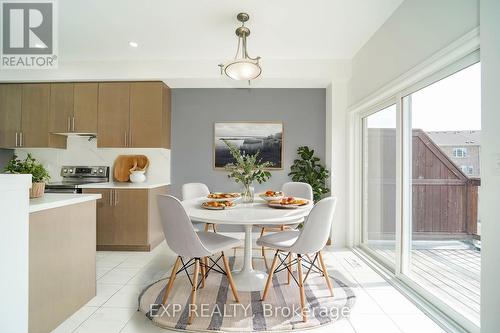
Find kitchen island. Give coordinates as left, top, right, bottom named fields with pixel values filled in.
left=29, top=193, right=101, bottom=333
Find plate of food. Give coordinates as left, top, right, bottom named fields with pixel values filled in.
left=267, top=197, right=310, bottom=209
left=201, top=200, right=237, bottom=210
left=259, top=190, right=284, bottom=201
left=206, top=192, right=241, bottom=202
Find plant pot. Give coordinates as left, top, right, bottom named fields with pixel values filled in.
left=30, top=182, right=45, bottom=199
left=130, top=170, right=147, bottom=183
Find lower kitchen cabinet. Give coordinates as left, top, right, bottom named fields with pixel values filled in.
left=83, top=186, right=168, bottom=251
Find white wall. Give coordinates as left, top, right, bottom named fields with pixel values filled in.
left=349, top=0, right=479, bottom=106
left=14, top=136, right=170, bottom=184
left=479, top=1, right=500, bottom=331
left=326, top=83, right=349, bottom=248
left=0, top=175, right=31, bottom=333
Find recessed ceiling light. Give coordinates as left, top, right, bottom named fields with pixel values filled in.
left=128, top=41, right=138, bottom=48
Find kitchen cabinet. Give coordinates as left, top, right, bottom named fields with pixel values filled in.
left=82, top=186, right=168, bottom=251
left=0, top=84, right=22, bottom=147
left=73, top=83, right=98, bottom=133
left=22, top=84, right=66, bottom=148
left=0, top=83, right=65, bottom=148
left=49, top=82, right=98, bottom=134
left=49, top=83, right=74, bottom=133
left=97, top=81, right=171, bottom=148
left=97, top=83, right=130, bottom=148
left=0, top=81, right=169, bottom=149
left=130, top=82, right=171, bottom=148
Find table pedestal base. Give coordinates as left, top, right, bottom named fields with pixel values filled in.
left=231, top=224, right=268, bottom=292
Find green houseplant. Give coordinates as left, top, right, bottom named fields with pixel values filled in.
left=3, top=154, right=50, bottom=198
left=289, top=146, right=330, bottom=202
left=223, top=139, right=273, bottom=202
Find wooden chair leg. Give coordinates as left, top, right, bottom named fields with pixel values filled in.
left=204, top=223, right=210, bottom=232
left=200, top=257, right=206, bottom=288
left=203, top=257, right=209, bottom=279
left=187, top=258, right=200, bottom=325
left=318, top=251, right=334, bottom=297
left=287, top=252, right=292, bottom=285
left=297, top=254, right=307, bottom=323
left=212, top=224, right=217, bottom=233
left=222, top=252, right=240, bottom=303
left=260, top=227, right=269, bottom=270
left=162, top=256, right=181, bottom=304
left=261, top=251, right=280, bottom=301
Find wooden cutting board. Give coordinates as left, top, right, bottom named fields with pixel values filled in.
left=114, top=155, right=150, bottom=182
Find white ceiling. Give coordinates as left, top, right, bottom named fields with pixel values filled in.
left=2, top=0, right=403, bottom=87
left=59, top=0, right=402, bottom=61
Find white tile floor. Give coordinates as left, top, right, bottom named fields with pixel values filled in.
left=52, top=241, right=447, bottom=333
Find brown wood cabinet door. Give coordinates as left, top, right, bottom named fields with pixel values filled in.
left=129, top=82, right=163, bottom=148
left=82, top=189, right=115, bottom=246
left=0, top=84, right=22, bottom=148
left=49, top=83, right=74, bottom=133
left=74, top=83, right=98, bottom=133
left=97, top=83, right=130, bottom=148
left=161, top=85, right=171, bottom=149
left=113, top=189, right=148, bottom=245
left=21, top=84, right=50, bottom=147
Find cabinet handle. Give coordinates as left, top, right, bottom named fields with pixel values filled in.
left=20, top=132, right=23, bottom=147
left=67, top=116, right=71, bottom=132
left=114, top=190, right=118, bottom=206
left=72, top=116, right=75, bottom=132
left=109, top=190, right=113, bottom=206
left=15, top=132, right=18, bottom=147
left=129, top=131, right=132, bottom=147
left=124, top=132, right=128, bottom=147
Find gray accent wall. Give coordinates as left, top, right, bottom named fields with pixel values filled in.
left=171, top=88, right=326, bottom=198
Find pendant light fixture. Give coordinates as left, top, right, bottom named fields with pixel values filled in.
left=219, top=13, right=261, bottom=81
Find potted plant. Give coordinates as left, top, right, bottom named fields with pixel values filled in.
left=3, top=154, right=50, bottom=198
left=223, top=139, right=273, bottom=203
left=289, top=146, right=330, bottom=202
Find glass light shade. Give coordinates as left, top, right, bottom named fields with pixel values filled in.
left=224, top=59, right=262, bottom=80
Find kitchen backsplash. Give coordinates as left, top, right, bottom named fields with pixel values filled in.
left=14, top=136, right=170, bottom=183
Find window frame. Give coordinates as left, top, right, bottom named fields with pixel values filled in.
left=349, top=30, right=480, bottom=333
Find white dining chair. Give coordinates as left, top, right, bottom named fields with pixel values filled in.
left=181, top=182, right=217, bottom=232
left=258, top=196, right=337, bottom=323
left=260, top=182, right=314, bottom=273
left=157, top=195, right=241, bottom=325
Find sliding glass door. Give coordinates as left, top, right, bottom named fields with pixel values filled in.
left=403, top=62, right=481, bottom=326
left=361, top=104, right=397, bottom=268
left=358, top=56, right=481, bottom=330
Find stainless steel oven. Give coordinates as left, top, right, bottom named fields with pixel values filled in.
left=45, top=166, right=110, bottom=193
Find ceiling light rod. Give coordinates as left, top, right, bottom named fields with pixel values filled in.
left=219, top=12, right=262, bottom=82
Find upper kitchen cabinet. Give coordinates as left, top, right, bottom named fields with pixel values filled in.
left=97, top=83, right=131, bottom=148
left=0, top=83, right=65, bottom=149
left=0, top=84, right=22, bottom=148
left=49, top=83, right=74, bottom=133
left=73, top=83, right=98, bottom=133
left=97, top=81, right=171, bottom=148
left=49, top=82, right=98, bottom=134
left=130, top=82, right=171, bottom=148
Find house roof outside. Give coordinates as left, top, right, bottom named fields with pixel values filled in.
left=426, top=130, right=481, bottom=146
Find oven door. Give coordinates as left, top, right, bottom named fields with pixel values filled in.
left=44, top=187, right=82, bottom=194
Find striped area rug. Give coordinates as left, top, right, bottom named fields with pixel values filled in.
left=138, top=256, right=356, bottom=332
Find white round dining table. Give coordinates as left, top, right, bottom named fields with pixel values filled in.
left=182, top=197, right=313, bottom=291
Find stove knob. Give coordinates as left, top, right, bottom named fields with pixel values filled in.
left=92, top=170, right=96, bottom=174
left=69, top=169, right=74, bottom=173
left=98, top=168, right=104, bottom=173
left=63, top=168, right=68, bottom=173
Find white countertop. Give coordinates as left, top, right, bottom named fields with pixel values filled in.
left=30, top=193, right=102, bottom=213
left=79, top=181, right=170, bottom=189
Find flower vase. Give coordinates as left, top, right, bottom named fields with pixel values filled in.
left=242, top=184, right=255, bottom=203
